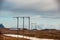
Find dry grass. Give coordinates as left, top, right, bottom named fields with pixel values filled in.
left=0, top=28, right=60, bottom=40
left=18, top=30, right=60, bottom=39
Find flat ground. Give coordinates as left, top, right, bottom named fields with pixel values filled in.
left=0, top=28, right=60, bottom=40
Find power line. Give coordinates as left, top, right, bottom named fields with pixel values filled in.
left=13, top=17, right=30, bottom=38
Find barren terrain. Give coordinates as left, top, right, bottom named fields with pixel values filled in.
left=0, top=28, right=60, bottom=40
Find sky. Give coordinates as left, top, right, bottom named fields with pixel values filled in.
left=0, top=0, right=60, bottom=30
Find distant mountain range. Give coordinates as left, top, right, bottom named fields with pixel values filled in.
left=0, top=24, right=4, bottom=28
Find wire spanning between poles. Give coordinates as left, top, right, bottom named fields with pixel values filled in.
left=13, top=17, right=19, bottom=40
left=13, top=16, right=30, bottom=39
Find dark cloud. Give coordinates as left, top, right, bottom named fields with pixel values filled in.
left=0, top=0, right=60, bottom=19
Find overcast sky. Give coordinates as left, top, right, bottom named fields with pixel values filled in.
left=0, top=0, right=60, bottom=30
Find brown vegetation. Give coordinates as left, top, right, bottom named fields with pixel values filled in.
left=0, top=28, right=60, bottom=39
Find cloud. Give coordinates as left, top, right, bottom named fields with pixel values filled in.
left=0, top=0, right=60, bottom=19
left=5, top=0, right=58, bottom=11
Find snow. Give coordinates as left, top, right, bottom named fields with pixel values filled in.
left=4, top=34, right=54, bottom=40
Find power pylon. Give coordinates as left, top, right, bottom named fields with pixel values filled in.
left=14, top=16, right=30, bottom=38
